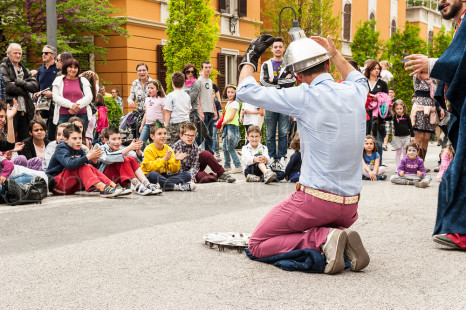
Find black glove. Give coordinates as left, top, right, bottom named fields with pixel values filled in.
left=239, top=34, right=276, bottom=72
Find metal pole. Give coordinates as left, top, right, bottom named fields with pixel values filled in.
left=278, top=6, right=297, bottom=38
left=46, top=0, right=57, bottom=49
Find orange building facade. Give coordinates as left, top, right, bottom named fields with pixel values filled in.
left=96, top=0, right=261, bottom=112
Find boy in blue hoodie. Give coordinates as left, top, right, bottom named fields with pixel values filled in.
left=46, top=124, right=125, bottom=198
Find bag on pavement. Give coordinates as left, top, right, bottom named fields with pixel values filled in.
left=0, top=177, right=48, bottom=206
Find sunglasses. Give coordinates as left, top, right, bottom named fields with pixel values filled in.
left=42, top=52, right=52, bottom=55
left=185, top=70, right=195, bottom=74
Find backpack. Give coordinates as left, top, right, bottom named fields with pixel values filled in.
left=1, top=177, right=48, bottom=206
left=376, top=92, right=392, bottom=119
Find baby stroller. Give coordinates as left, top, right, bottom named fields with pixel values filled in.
left=120, top=107, right=145, bottom=143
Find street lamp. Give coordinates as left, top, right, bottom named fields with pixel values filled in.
left=391, top=42, right=408, bottom=87
left=278, top=6, right=297, bottom=38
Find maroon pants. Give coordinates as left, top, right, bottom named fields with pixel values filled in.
left=196, top=151, right=225, bottom=183
left=248, top=190, right=359, bottom=258
left=53, top=164, right=113, bottom=195
left=103, top=156, right=140, bottom=187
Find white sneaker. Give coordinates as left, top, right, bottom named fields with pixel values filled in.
left=133, top=184, right=151, bottom=196
left=246, top=174, right=261, bottom=182
left=270, top=159, right=278, bottom=170
left=279, top=157, right=286, bottom=169
left=174, top=182, right=196, bottom=191
left=215, top=152, right=222, bottom=162
left=264, top=169, right=277, bottom=184
left=147, top=183, right=162, bottom=195
left=229, top=167, right=243, bottom=174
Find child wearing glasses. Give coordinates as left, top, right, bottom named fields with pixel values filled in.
left=362, top=135, right=387, bottom=181
left=172, top=122, right=235, bottom=183
left=164, top=72, right=192, bottom=146
left=139, top=80, right=166, bottom=151
left=390, top=142, right=431, bottom=188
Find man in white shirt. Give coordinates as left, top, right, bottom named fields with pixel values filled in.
left=196, top=61, right=217, bottom=154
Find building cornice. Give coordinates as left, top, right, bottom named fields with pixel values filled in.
left=123, top=16, right=168, bottom=30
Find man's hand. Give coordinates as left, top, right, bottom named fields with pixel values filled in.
left=7, top=99, right=18, bottom=120
left=128, top=99, right=135, bottom=108
left=239, top=34, right=276, bottom=71
left=43, top=90, right=52, bottom=98
left=163, top=150, right=172, bottom=161
left=417, top=171, right=423, bottom=177
left=30, top=70, right=38, bottom=77
left=200, top=111, right=205, bottom=121
left=404, top=54, right=429, bottom=77
left=310, top=35, right=338, bottom=57
left=33, top=92, right=40, bottom=100
left=174, top=150, right=187, bottom=161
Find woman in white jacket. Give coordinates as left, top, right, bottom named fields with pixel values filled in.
left=52, top=58, right=92, bottom=129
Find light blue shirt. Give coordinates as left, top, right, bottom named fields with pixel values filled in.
left=237, top=71, right=368, bottom=196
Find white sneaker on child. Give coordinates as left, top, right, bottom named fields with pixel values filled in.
left=174, top=182, right=196, bottom=191
left=133, top=184, right=152, bottom=196
left=215, top=153, right=222, bottom=162
left=279, top=157, right=286, bottom=170
left=264, top=169, right=277, bottom=184
left=147, top=183, right=162, bottom=195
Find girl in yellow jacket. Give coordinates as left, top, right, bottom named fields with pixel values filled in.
left=141, top=123, right=196, bottom=191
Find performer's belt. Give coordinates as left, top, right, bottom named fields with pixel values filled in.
left=296, top=183, right=359, bottom=205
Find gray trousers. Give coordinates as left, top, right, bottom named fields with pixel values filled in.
left=390, top=174, right=432, bottom=185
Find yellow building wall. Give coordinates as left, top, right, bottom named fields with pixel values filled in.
left=95, top=0, right=261, bottom=112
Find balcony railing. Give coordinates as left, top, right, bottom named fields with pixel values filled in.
left=406, top=0, right=439, bottom=10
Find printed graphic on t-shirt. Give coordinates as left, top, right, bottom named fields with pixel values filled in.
left=272, top=60, right=283, bottom=78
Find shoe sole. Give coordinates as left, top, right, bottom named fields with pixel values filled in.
left=432, top=236, right=462, bottom=249
left=415, top=182, right=429, bottom=188
left=345, top=230, right=370, bottom=271
left=324, top=231, right=347, bottom=275
left=119, top=189, right=132, bottom=196
left=264, top=172, right=277, bottom=184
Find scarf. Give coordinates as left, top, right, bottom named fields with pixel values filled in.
left=184, top=77, right=197, bottom=88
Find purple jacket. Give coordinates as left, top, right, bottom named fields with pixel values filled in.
left=397, top=156, right=426, bottom=177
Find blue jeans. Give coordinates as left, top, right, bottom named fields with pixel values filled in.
left=146, top=171, right=191, bottom=191
left=222, top=124, right=241, bottom=168
left=265, top=111, right=290, bottom=160
left=212, top=126, right=219, bottom=153
left=58, top=113, right=88, bottom=133
left=139, top=124, right=151, bottom=152
left=195, top=112, right=214, bottom=154
left=0, top=173, right=34, bottom=193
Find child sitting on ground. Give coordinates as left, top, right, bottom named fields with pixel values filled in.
left=164, top=72, right=191, bottom=146
left=284, top=132, right=301, bottom=182
left=46, top=124, right=125, bottom=198
left=15, top=117, right=50, bottom=171
left=241, top=125, right=285, bottom=184
left=139, top=80, right=166, bottom=151
left=172, top=122, right=236, bottom=183
left=362, top=135, right=387, bottom=181
left=437, top=142, right=454, bottom=181
left=140, top=122, right=195, bottom=191
left=69, top=116, right=90, bottom=152
left=99, top=126, right=161, bottom=195
left=390, top=142, right=431, bottom=188
left=43, top=122, right=69, bottom=171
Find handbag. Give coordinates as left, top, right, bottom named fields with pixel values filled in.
left=216, top=101, right=232, bottom=129
left=36, top=88, right=52, bottom=111
left=1, top=177, right=48, bottom=206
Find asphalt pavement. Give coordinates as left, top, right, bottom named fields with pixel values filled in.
left=0, top=142, right=465, bottom=309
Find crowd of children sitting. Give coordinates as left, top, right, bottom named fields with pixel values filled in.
left=1, top=70, right=452, bottom=204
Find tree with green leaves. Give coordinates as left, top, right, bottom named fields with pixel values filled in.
left=381, top=22, right=427, bottom=111
left=351, top=20, right=381, bottom=66
left=164, top=0, right=219, bottom=91
left=0, top=0, right=127, bottom=69
left=429, top=25, right=454, bottom=58
left=261, top=0, right=340, bottom=44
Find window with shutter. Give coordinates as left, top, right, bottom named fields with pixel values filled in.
left=238, top=0, right=247, bottom=17
left=343, top=4, right=351, bottom=41
left=219, top=0, right=227, bottom=13
left=391, top=19, right=397, bottom=37
left=156, top=45, right=168, bottom=91
left=217, top=53, right=226, bottom=95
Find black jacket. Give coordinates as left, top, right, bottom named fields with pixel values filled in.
left=19, top=136, right=50, bottom=159
left=0, top=57, right=39, bottom=122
